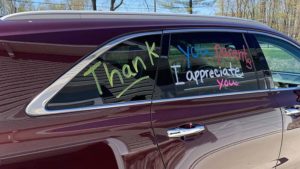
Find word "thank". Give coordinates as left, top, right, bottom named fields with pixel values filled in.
left=83, top=42, right=159, bottom=98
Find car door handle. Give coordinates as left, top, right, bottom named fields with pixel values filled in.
left=167, top=123, right=205, bottom=138
left=284, top=108, right=300, bottom=116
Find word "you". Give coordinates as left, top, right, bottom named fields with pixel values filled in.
left=177, top=45, right=212, bottom=69
left=216, top=79, right=239, bottom=90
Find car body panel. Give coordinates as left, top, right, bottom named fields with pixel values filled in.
left=151, top=90, right=282, bottom=169
left=0, top=12, right=300, bottom=169
left=272, top=89, right=300, bottom=169
left=0, top=20, right=162, bottom=168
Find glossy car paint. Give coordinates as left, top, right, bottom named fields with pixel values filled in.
left=0, top=13, right=299, bottom=169
left=272, top=89, right=300, bottom=169
left=0, top=19, right=164, bottom=169
left=151, top=90, right=282, bottom=169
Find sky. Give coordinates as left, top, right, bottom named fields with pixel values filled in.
left=23, top=0, right=217, bottom=15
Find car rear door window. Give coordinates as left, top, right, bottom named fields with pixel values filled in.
left=155, top=32, right=259, bottom=99
left=46, top=35, right=161, bottom=110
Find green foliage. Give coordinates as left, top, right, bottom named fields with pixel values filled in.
left=217, top=0, right=300, bottom=42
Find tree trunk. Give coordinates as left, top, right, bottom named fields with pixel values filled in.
left=92, top=0, right=96, bottom=10
left=189, top=0, right=193, bottom=14
left=220, top=0, right=224, bottom=15
left=110, top=0, right=124, bottom=11
left=110, top=0, right=114, bottom=11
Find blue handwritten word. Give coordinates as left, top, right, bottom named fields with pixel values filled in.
left=177, top=45, right=212, bottom=69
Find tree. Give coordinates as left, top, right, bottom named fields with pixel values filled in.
left=38, top=0, right=65, bottom=10
left=17, top=0, right=34, bottom=12
left=158, top=0, right=208, bottom=14
left=0, top=0, right=16, bottom=15
left=66, top=0, right=90, bottom=10
left=110, top=0, right=124, bottom=11
left=216, top=0, right=300, bottom=42
left=92, top=0, right=96, bottom=10
left=91, top=0, right=124, bottom=11
left=36, top=0, right=90, bottom=10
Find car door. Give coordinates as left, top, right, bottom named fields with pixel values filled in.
left=150, top=30, right=283, bottom=169
left=248, top=33, right=300, bottom=169
left=0, top=33, right=164, bottom=169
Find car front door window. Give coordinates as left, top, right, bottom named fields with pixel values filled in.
left=255, top=34, right=300, bottom=88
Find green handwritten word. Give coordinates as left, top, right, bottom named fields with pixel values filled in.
left=146, top=42, right=159, bottom=66
left=116, top=76, right=149, bottom=98
left=122, top=64, right=135, bottom=78
left=83, top=41, right=159, bottom=98
left=103, top=62, right=124, bottom=87
left=132, top=56, right=147, bottom=73
left=83, top=61, right=103, bottom=95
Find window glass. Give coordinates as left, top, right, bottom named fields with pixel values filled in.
left=255, top=34, right=300, bottom=88
left=155, top=32, right=259, bottom=99
left=47, top=35, right=161, bottom=110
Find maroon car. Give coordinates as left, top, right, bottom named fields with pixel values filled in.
left=1, top=11, right=300, bottom=169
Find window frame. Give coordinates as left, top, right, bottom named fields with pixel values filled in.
left=26, top=29, right=300, bottom=116
left=249, top=32, right=300, bottom=88
left=152, top=29, right=300, bottom=103
left=154, top=29, right=261, bottom=100
left=26, top=31, right=163, bottom=116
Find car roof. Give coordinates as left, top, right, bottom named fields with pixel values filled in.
left=1, top=11, right=297, bottom=45
left=1, top=11, right=262, bottom=23
left=1, top=11, right=271, bottom=30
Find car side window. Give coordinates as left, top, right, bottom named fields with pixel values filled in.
left=46, top=35, right=161, bottom=110
left=155, top=32, right=259, bottom=99
left=254, top=34, right=300, bottom=88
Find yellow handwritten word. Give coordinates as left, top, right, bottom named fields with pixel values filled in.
left=103, top=62, right=124, bottom=87
left=145, top=42, right=159, bottom=66
left=132, top=56, right=147, bottom=73
left=116, top=76, right=149, bottom=98
left=83, top=61, right=103, bottom=95
left=83, top=41, right=159, bottom=98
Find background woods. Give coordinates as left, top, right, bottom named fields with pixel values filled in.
left=217, top=0, right=300, bottom=41
left=1, top=0, right=300, bottom=41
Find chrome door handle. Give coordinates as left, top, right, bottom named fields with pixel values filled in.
left=167, top=123, right=205, bottom=138
left=284, top=108, right=300, bottom=116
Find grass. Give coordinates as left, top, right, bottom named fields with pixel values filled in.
left=262, top=47, right=300, bottom=73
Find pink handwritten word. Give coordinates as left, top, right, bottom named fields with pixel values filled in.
left=214, top=44, right=253, bottom=70
left=216, top=79, right=239, bottom=90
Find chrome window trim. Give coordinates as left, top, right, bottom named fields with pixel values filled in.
left=152, top=87, right=300, bottom=104
left=152, top=89, right=270, bottom=104
left=26, top=31, right=161, bottom=116
left=272, top=71, right=300, bottom=76
left=270, top=87, right=300, bottom=92
left=164, top=28, right=248, bottom=34
left=26, top=28, right=300, bottom=116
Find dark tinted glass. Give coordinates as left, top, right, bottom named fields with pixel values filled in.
left=155, top=32, right=259, bottom=99
left=47, top=35, right=161, bottom=110
left=255, top=34, right=300, bottom=88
